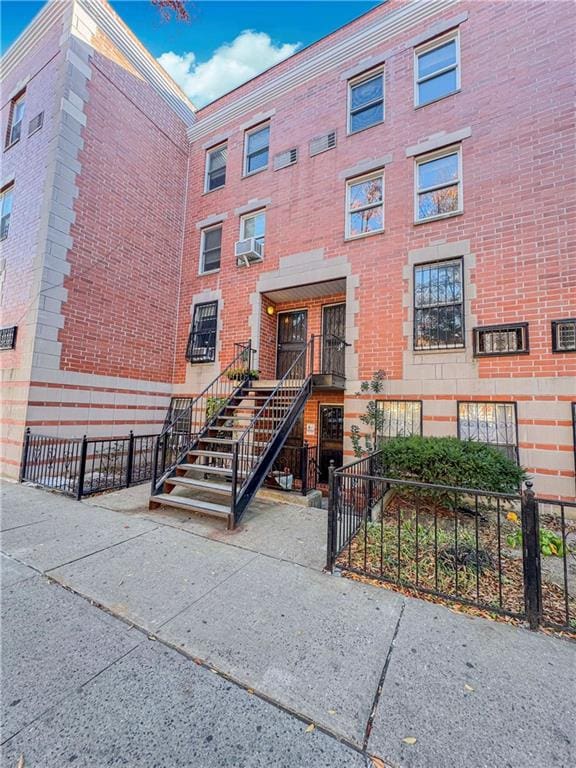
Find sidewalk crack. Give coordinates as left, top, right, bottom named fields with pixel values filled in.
left=363, top=599, right=405, bottom=752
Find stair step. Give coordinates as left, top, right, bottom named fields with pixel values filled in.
left=198, top=436, right=235, bottom=444
left=165, top=476, right=232, bottom=494
left=188, top=449, right=233, bottom=459
left=150, top=494, right=231, bottom=519
left=177, top=463, right=247, bottom=478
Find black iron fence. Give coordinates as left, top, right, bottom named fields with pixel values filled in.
left=327, top=451, right=575, bottom=633
left=266, top=443, right=319, bottom=496
left=20, top=429, right=157, bottom=499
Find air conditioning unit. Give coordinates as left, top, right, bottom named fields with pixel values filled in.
left=235, top=237, right=264, bottom=267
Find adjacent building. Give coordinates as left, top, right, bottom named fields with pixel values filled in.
left=1, top=0, right=575, bottom=502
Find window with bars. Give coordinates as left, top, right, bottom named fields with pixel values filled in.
left=200, top=225, right=222, bottom=273
left=551, top=319, right=576, bottom=352
left=346, top=171, right=384, bottom=238
left=186, top=302, right=218, bottom=363
left=377, top=400, right=422, bottom=439
left=0, top=185, right=14, bottom=240
left=0, top=326, right=17, bottom=350
left=415, top=147, right=462, bottom=222
left=6, top=92, right=25, bottom=147
left=473, top=323, right=529, bottom=356
left=205, top=143, right=227, bottom=192
left=415, top=33, right=460, bottom=107
left=348, top=69, right=384, bottom=133
left=244, top=124, right=270, bottom=175
left=414, top=259, right=464, bottom=350
left=458, top=401, right=518, bottom=463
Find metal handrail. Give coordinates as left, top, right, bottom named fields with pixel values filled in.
left=151, top=340, right=254, bottom=492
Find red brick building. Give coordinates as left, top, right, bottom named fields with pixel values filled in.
left=2, top=0, right=575, bottom=507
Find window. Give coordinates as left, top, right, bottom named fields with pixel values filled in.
left=552, top=319, right=576, bottom=352
left=0, top=185, right=14, bottom=240
left=415, top=32, right=460, bottom=107
left=474, top=324, right=529, bottom=356
left=415, top=147, right=462, bottom=222
left=200, top=225, right=222, bottom=273
left=240, top=210, right=266, bottom=248
left=6, top=92, right=25, bottom=147
left=244, top=124, right=269, bottom=175
left=348, top=69, right=384, bottom=133
left=205, top=143, right=227, bottom=192
left=458, top=402, right=518, bottom=463
left=0, top=326, right=17, bottom=350
left=414, top=259, right=464, bottom=350
left=346, top=172, right=384, bottom=238
left=186, top=302, right=218, bottom=363
left=377, top=400, right=422, bottom=439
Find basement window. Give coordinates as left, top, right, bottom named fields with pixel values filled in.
left=186, top=302, right=218, bottom=363
left=458, top=401, right=518, bottom=463
left=377, top=400, right=422, bottom=439
left=473, top=323, right=529, bottom=356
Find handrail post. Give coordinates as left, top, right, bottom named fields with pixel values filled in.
left=309, top=335, right=315, bottom=376
left=521, top=480, right=542, bottom=630
left=326, top=462, right=337, bottom=571
left=151, top=433, right=161, bottom=494
left=230, top=443, right=239, bottom=529
left=126, top=430, right=134, bottom=488
left=76, top=435, right=88, bottom=500
left=19, top=427, right=31, bottom=482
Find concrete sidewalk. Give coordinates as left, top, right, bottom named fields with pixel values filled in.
left=1, top=482, right=575, bottom=767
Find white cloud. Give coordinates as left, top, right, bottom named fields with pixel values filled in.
left=158, top=30, right=300, bottom=107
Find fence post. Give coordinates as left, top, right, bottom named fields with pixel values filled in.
left=76, top=435, right=88, bottom=500
left=301, top=443, right=308, bottom=496
left=521, top=480, right=542, bottom=630
left=325, top=460, right=337, bottom=571
left=126, top=430, right=134, bottom=488
left=19, top=427, right=31, bottom=482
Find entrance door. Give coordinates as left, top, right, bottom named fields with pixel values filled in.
left=318, top=405, right=344, bottom=481
left=322, top=304, right=346, bottom=376
left=276, top=310, right=307, bottom=378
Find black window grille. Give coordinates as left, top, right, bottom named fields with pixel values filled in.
left=28, top=111, right=44, bottom=136
left=0, top=326, right=17, bottom=350
left=377, top=400, right=422, bottom=439
left=245, top=125, right=269, bottom=175
left=201, top=226, right=222, bottom=272
left=186, top=302, right=218, bottom=363
left=551, top=319, right=576, bottom=353
left=349, top=71, right=384, bottom=133
left=473, top=323, right=529, bottom=356
left=414, top=259, right=464, bottom=350
left=206, top=144, right=227, bottom=191
left=458, top=401, right=518, bottom=463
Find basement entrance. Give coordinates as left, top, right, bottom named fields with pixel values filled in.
left=318, top=405, right=344, bottom=482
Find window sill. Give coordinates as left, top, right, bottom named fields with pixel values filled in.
left=347, top=119, right=384, bottom=137
left=344, top=229, right=385, bottom=242
left=202, top=186, right=226, bottom=196
left=3, top=138, right=20, bottom=152
left=188, top=360, right=217, bottom=366
left=198, top=268, right=221, bottom=276
left=474, top=351, right=530, bottom=358
left=242, top=166, right=268, bottom=179
left=415, top=88, right=461, bottom=110
left=414, top=209, right=463, bottom=226
left=413, top=345, right=465, bottom=355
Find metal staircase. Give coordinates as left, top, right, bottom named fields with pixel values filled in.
left=149, top=339, right=315, bottom=528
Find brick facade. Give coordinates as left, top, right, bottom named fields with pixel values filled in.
left=2, top=0, right=575, bottom=498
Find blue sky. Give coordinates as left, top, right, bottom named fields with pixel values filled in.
left=2, top=1, right=382, bottom=106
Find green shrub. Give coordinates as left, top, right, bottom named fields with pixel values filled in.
left=378, top=435, right=526, bottom=494
left=225, top=368, right=260, bottom=381
left=206, top=396, right=228, bottom=420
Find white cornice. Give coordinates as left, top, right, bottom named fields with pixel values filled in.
left=0, top=0, right=66, bottom=84
left=188, top=0, right=460, bottom=143
left=1, top=0, right=196, bottom=127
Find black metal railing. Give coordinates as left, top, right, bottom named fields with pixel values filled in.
left=266, top=443, right=319, bottom=496
left=151, top=341, right=254, bottom=493
left=327, top=452, right=575, bottom=633
left=230, top=338, right=315, bottom=523
left=20, top=429, right=157, bottom=498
